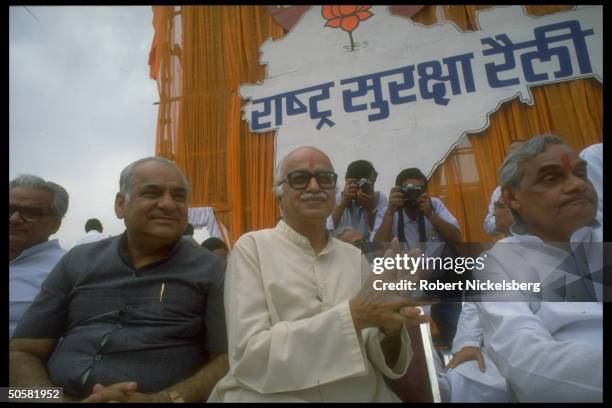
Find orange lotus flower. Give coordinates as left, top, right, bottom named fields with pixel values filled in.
left=322, top=6, right=373, bottom=51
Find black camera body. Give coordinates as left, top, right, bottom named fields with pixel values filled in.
left=356, top=178, right=374, bottom=195
left=398, top=184, right=424, bottom=207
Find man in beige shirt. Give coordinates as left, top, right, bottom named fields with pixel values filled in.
left=209, top=146, right=429, bottom=402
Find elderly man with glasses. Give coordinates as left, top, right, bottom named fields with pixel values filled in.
left=9, top=174, right=69, bottom=338
left=208, top=146, right=430, bottom=402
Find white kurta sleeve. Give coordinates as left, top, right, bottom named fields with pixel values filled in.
left=477, top=301, right=602, bottom=402
left=473, top=250, right=602, bottom=402
left=363, top=326, right=413, bottom=379
left=451, top=302, right=483, bottom=353
left=225, top=236, right=369, bottom=394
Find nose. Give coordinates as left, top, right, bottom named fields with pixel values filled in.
left=156, top=191, right=178, bottom=211
left=306, top=174, right=321, bottom=192
left=564, top=173, right=589, bottom=195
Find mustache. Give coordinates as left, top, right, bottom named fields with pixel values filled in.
left=299, top=191, right=328, bottom=201
left=560, top=193, right=594, bottom=207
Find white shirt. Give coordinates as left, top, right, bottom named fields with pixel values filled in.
left=483, top=186, right=501, bottom=236
left=474, top=224, right=603, bottom=402
left=72, top=230, right=111, bottom=247
left=208, top=220, right=413, bottom=402
left=9, top=239, right=66, bottom=337
left=326, top=191, right=388, bottom=240
left=579, top=143, right=603, bottom=224
left=442, top=302, right=507, bottom=402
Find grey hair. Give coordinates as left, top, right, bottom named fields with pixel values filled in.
left=9, top=174, right=70, bottom=218
left=331, top=226, right=360, bottom=239
left=119, top=156, right=190, bottom=201
left=271, top=146, right=337, bottom=199
left=498, top=134, right=566, bottom=190
left=498, top=134, right=566, bottom=221
left=272, top=157, right=287, bottom=198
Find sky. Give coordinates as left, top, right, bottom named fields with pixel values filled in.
left=9, top=6, right=212, bottom=248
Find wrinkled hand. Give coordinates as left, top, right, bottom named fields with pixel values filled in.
left=81, top=382, right=138, bottom=403
left=417, top=193, right=433, bottom=218
left=444, top=346, right=485, bottom=372
left=352, top=239, right=436, bottom=334
left=379, top=305, right=428, bottom=336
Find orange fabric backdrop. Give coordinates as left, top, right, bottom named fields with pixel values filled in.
left=150, top=5, right=602, bottom=244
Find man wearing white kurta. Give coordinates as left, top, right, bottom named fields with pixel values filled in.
left=209, top=146, right=429, bottom=402
left=474, top=135, right=602, bottom=402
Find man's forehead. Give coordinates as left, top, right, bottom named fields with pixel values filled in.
left=131, top=162, right=185, bottom=186
left=284, top=149, right=333, bottom=172
left=526, top=144, right=579, bottom=172
left=9, top=187, right=53, bottom=205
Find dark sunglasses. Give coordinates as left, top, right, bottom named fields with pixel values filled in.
left=278, top=171, right=338, bottom=190
left=9, top=204, right=54, bottom=223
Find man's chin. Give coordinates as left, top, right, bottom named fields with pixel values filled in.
left=560, top=203, right=596, bottom=224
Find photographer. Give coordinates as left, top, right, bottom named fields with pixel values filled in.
left=372, top=168, right=460, bottom=246
left=327, top=160, right=387, bottom=239
left=372, top=168, right=462, bottom=347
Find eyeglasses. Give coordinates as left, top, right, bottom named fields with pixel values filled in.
left=9, top=204, right=54, bottom=223
left=278, top=171, right=338, bottom=190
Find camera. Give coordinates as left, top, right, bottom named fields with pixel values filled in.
left=398, top=184, right=424, bottom=208
left=356, top=178, right=374, bottom=195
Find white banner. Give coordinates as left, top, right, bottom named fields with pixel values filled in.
left=240, top=6, right=602, bottom=195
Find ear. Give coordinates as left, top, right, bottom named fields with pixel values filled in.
left=50, top=218, right=62, bottom=235
left=502, top=187, right=520, bottom=213
left=115, top=192, right=126, bottom=219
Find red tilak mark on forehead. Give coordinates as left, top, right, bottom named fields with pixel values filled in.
left=308, top=156, right=315, bottom=168
left=561, top=153, right=572, bottom=170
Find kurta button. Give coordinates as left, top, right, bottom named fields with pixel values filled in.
left=95, top=354, right=102, bottom=361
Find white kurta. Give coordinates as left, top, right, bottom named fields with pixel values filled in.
left=440, top=302, right=508, bottom=402
left=208, top=220, right=413, bottom=402
left=474, top=224, right=603, bottom=402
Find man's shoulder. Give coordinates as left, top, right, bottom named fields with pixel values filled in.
left=66, top=235, right=118, bottom=261
left=234, top=227, right=278, bottom=246
left=430, top=196, right=446, bottom=207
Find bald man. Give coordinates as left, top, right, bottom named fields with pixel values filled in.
left=209, top=146, right=429, bottom=402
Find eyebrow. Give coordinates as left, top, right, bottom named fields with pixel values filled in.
left=140, top=183, right=187, bottom=192
left=536, top=160, right=587, bottom=175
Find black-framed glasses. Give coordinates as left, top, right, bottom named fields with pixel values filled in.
left=9, top=204, right=54, bottom=223
left=278, top=171, right=338, bottom=190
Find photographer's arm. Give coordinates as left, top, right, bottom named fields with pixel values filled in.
left=373, top=210, right=394, bottom=243
left=419, top=195, right=461, bottom=243
left=332, top=179, right=357, bottom=228
left=428, top=212, right=461, bottom=243
left=373, top=190, right=403, bottom=244
left=331, top=200, right=349, bottom=229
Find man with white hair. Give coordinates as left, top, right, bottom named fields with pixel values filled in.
left=209, top=146, right=429, bottom=402
left=9, top=175, right=69, bottom=338
left=474, top=134, right=602, bottom=402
